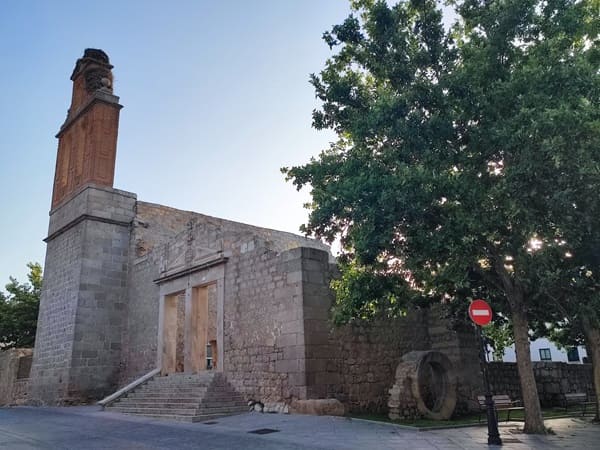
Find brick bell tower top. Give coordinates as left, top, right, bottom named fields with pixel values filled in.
left=51, top=49, right=123, bottom=209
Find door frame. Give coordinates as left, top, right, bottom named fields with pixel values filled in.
left=157, top=264, right=225, bottom=374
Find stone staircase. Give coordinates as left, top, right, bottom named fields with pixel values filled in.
left=105, top=372, right=248, bottom=422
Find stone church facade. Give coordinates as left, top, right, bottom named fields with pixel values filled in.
left=26, top=49, right=481, bottom=413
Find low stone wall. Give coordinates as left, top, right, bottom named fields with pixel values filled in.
left=487, top=361, right=594, bottom=407
left=302, top=303, right=482, bottom=415
left=0, top=348, right=32, bottom=405
left=13, top=379, right=30, bottom=405
left=328, top=313, right=430, bottom=413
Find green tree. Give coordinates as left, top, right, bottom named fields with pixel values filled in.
left=284, top=0, right=598, bottom=433
left=484, top=319, right=514, bottom=362
left=533, top=254, right=600, bottom=421
left=0, top=263, right=43, bottom=348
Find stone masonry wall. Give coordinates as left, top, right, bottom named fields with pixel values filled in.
left=292, top=248, right=482, bottom=415
left=119, top=202, right=214, bottom=385
left=301, top=251, right=336, bottom=401
left=428, top=308, right=483, bottom=414
left=13, top=379, right=30, bottom=405
left=29, top=185, right=136, bottom=404
left=327, top=313, right=431, bottom=413
left=299, top=258, right=481, bottom=415
left=291, top=248, right=432, bottom=413
left=0, top=348, right=32, bottom=406
left=116, top=200, right=481, bottom=413
left=222, top=246, right=306, bottom=402
left=119, top=202, right=330, bottom=392
left=488, top=361, right=594, bottom=407
left=28, top=219, right=82, bottom=403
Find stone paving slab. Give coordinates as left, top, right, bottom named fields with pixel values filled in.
left=0, top=406, right=598, bottom=449
left=428, top=417, right=600, bottom=449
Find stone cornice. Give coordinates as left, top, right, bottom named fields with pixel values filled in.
left=153, top=255, right=228, bottom=284
left=56, top=90, right=122, bottom=138
left=44, top=214, right=131, bottom=242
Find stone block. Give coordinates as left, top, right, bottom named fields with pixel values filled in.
left=302, top=259, right=326, bottom=272
left=315, top=371, right=341, bottom=385
left=276, top=333, right=299, bottom=348
left=288, top=372, right=306, bottom=387
left=275, top=308, right=301, bottom=323
left=305, top=332, right=330, bottom=346
left=280, top=319, right=304, bottom=335
left=306, top=385, right=327, bottom=398
left=275, top=359, right=301, bottom=373
left=305, top=344, right=337, bottom=359
left=290, top=386, right=308, bottom=400
left=306, top=271, right=325, bottom=285
left=286, top=271, right=304, bottom=284
left=302, top=305, right=330, bottom=320
left=283, top=346, right=305, bottom=361
left=303, top=319, right=328, bottom=334
left=301, top=247, right=329, bottom=263
left=280, top=248, right=303, bottom=262
left=305, top=358, right=328, bottom=373
left=281, top=258, right=303, bottom=273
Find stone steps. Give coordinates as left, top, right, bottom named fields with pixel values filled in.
left=105, top=372, right=248, bottom=422
left=135, top=386, right=229, bottom=392
left=125, top=394, right=204, bottom=401
left=110, top=405, right=247, bottom=415
left=110, top=406, right=198, bottom=415
left=123, top=395, right=202, bottom=402
left=145, top=380, right=224, bottom=386
left=130, top=413, right=236, bottom=423
left=133, top=388, right=208, bottom=394
left=135, top=385, right=230, bottom=391
left=117, top=397, right=201, bottom=404
left=126, top=389, right=242, bottom=397
left=115, top=399, right=247, bottom=408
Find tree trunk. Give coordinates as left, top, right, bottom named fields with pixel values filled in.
left=492, top=255, right=546, bottom=434
left=509, top=296, right=546, bottom=433
left=581, top=316, right=600, bottom=422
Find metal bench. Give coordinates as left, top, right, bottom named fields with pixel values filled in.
left=478, top=395, right=524, bottom=422
left=561, top=393, right=595, bottom=416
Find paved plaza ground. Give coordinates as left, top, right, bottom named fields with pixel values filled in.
left=0, top=406, right=598, bottom=449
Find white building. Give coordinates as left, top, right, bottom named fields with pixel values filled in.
left=502, top=338, right=588, bottom=363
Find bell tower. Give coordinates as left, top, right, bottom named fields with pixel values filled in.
left=52, top=49, right=122, bottom=208
left=29, top=50, right=136, bottom=405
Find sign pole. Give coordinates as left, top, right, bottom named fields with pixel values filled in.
left=476, top=324, right=502, bottom=446
left=469, top=299, right=502, bottom=446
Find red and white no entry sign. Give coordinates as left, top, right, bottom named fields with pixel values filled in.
left=469, top=299, right=492, bottom=326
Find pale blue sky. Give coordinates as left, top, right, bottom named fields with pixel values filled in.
left=0, top=1, right=353, bottom=284
left=0, top=1, right=456, bottom=287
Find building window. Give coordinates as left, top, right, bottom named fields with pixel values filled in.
left=567, top=347, right=580, bottom=362
left=539, top=348, right=552, bottom=361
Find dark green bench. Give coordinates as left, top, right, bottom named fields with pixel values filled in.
left=561, top=393, right=595, bottom=416
left=477, top=395, right=524, bottom=422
